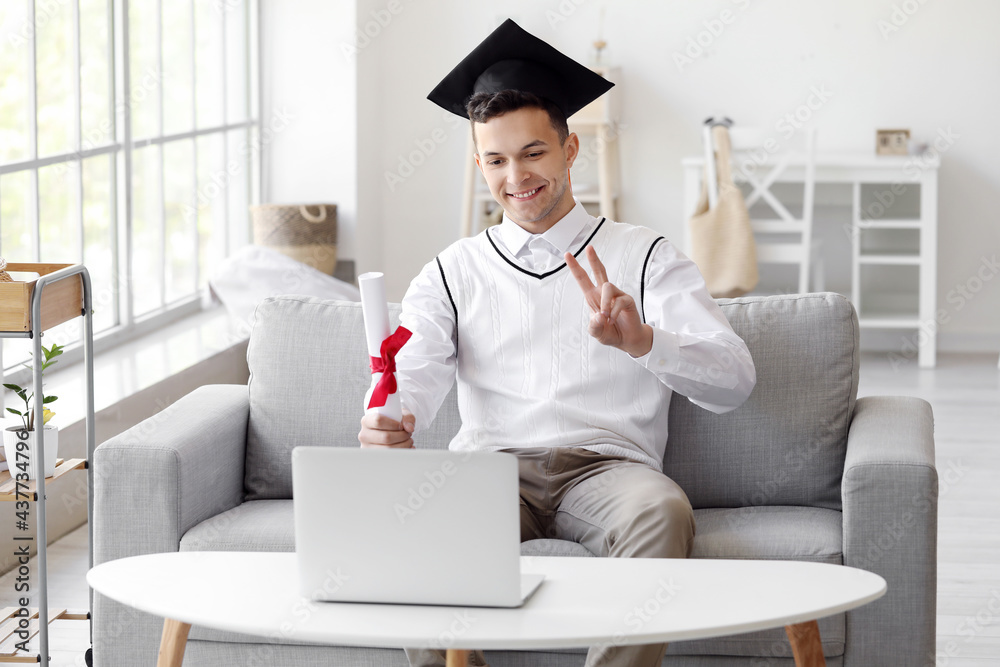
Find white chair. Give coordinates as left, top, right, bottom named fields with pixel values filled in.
left=704, top=123, right=822, bottom=295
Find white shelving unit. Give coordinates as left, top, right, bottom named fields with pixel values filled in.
left=683, top=153, right=940, bottom=368
left=0, top=264, right=95, bottom=665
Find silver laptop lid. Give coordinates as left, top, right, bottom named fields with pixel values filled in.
left=292, top=447, right=522, bottom=606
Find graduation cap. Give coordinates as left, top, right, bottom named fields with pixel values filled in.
left=427, top=18, right=614, bottom=120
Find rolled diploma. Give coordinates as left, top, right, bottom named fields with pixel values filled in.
left=358, top=271, right=403, bottom=422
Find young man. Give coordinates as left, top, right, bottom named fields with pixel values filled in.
left=359, top=19, right=756, bottom=667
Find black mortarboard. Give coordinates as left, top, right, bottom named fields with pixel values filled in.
left=427, top=18, right=614, bottom=120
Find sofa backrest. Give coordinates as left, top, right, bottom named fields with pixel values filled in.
left=244, top=293, right=858, bottom=510
left=244, top=297, right=456, bottom=500
left=664, top=293, right=858, bottom=511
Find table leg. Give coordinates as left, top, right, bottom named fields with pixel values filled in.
left=785, top=620, right=826, bottom=667
left=445, top=649, right=468, bottom=667
left=157, top=618, right=191, bottom=667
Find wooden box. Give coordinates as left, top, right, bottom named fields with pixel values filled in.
left=0, top=263, right=83, bottom=333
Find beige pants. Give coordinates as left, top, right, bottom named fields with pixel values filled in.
left=405, top=446, right=695, bottom=667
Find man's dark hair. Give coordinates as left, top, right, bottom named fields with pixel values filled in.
left=466, top=90, right=570, bottom=146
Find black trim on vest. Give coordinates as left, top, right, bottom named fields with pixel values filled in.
left=436, top=257, right=458, bottom=321
left=485, top=218, right=607, bottom=280
left=640, top=236, right=666, bottom=324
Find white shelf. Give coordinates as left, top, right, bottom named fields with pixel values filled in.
left=858, top=314, right=921, bottom=329
left=853, top=218, right=923, bottom=229
left=857, top=253, right=921, bottom=265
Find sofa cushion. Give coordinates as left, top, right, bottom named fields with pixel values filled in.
left=244, top=297, right=459, bottom=500
left=179, top=502, right=842, bottom=564
left=521, top=539, right=593, bottom=557
left=664, top=293, right=859, bottom=511
left=691, top=506, right=842, bottom=564
left=179, top=500, right=294, bottom=552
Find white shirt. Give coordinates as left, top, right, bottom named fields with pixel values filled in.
left=396, top=199, right=756, bottom=469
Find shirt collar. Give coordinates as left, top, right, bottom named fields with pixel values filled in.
left=497, top=198, right=592, bottom=256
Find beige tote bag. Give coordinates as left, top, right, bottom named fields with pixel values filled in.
left=688, top=126, right=758, bottom=298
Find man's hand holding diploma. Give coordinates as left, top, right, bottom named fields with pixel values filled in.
left=566, top=246, right=654, bottom=359
left=359, top=409, right=416, bottom=449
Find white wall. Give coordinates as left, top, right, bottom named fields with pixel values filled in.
left=260, top=0, right=364, bottom=267
left=267, top=0, right=1000, bottom=350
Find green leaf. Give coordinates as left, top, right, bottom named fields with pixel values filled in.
left=43, top=395, right=58, bottom=403
left=2, top=383, right=23, bottom=392
left=5, top=408, right=22, bottom=416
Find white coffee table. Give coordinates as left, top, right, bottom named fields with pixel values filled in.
left=88, top=552, right=885, bottom=667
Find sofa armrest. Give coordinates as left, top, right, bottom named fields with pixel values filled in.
left=93, top=383, right=250, bottom=564
left=841, top=395, right=937, bottom=667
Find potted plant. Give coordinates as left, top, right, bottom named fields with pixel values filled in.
left=3, top=343, right=63, bottom=479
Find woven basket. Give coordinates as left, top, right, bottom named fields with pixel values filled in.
left=250, top=204, right=338, bottom=275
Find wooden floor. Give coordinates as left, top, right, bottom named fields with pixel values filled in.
left=0, top=351, right=997, bottom=665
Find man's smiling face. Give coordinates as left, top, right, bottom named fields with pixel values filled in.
left=474, top=106, right=580, bottom=235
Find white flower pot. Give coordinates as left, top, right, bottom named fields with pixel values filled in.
left=3, top=425, right=58, bottom=480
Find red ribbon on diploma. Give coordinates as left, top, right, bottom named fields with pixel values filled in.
left=367, top=326, right=413, bottom=409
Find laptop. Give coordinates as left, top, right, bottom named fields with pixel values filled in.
left=292, top=447, right=545, bottom=607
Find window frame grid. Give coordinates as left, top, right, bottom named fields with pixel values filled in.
left=1, top=0, right=260, bottom=389
left=156, top=0, right=166, bottom=312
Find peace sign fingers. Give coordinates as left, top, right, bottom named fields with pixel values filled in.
left=584, top=245, right=609, bottom=285
left=565, top=251, right=600, bottom=310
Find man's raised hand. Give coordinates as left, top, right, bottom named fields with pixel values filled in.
left=565, top=246, right=653, bottom=358
left=358, top=409, right=416, bottom=448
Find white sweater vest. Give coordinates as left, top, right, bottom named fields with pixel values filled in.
left=436, top=218, right=671, bottom=471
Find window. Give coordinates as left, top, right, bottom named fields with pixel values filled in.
left=0, top=0, right=260, bottom=382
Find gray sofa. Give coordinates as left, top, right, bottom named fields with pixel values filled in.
left=92, top=292, right=937, bottom=666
